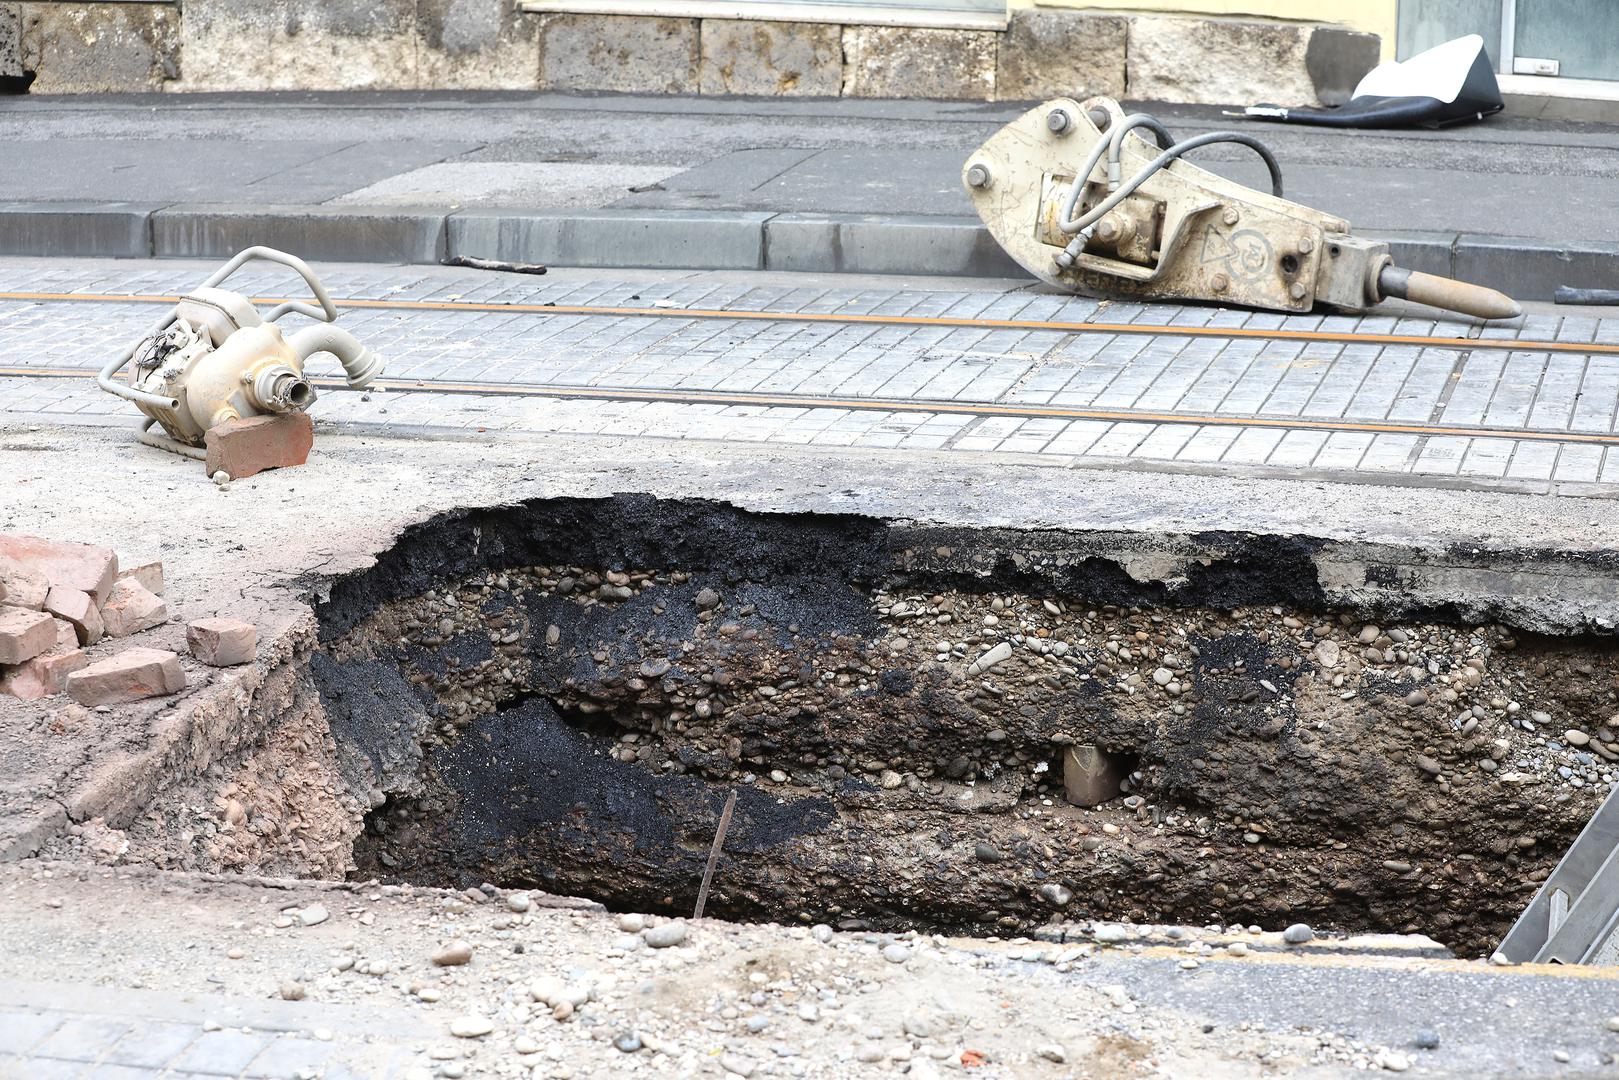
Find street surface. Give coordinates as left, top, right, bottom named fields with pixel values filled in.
left=4, top=864, right=1619, bottom=1080
left=3, top=258, right=1618, bottom=497
left=0, top=93, right=1615, bottom=243
left=3, top=256, right=1619, bottom=1079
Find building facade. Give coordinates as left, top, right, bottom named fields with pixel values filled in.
left=1, top=0, right=1606, bottom=98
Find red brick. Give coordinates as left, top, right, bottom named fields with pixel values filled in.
left=65, top=647, right=186, bottom=706
left=116, top=557, right=165, bottom=596
left=1, top=620, right=86, bottom=700
left=46, top=618, right=76, bottom=652
left=204, top=412, right=314, bottom=480
left=0, top=556, right=48, bottom=611
left=44, top=586, right=104, bottom=646
left=0, top=607, right=56, bottom=664
left=100, top=579, right=168, bottom=639
left=0, top=534, right=118, bottom=606
left=186, top=617, right=257, bottom=666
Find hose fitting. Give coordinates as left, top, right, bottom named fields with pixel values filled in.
left=250, top=364, right=317, bottom=413
left=1054, top=229, right=1092, bottom=270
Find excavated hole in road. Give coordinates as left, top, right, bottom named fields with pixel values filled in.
left=310, top=496, right=1619, bottom=958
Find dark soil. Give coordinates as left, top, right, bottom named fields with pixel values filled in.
left=313, top=496, right=1619, bottom=956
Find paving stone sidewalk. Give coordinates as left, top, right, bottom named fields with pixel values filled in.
left=3, top=260, right=1617, bottom=497
left=0, top=980, right=425, bottom=1079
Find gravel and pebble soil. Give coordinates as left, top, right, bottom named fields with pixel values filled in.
left=27, top=497, right=1619, bottom=971
left=309, top=558, right=1618, bottom=957
left=0, top=861, right=1486, bottom=1080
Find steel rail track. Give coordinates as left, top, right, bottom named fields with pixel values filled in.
left=7, top=365, right=1618, bottom=447
left=2, top=291, right=1617, bottom=357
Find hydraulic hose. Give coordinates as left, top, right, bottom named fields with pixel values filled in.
left=1554, top=286, right=1619, bottom=306
left=1055, top=128, right=1287, bottom=270
left=1105, top=113, right=1176, bottom=187
left=1059, top=129, right=1285, bottom=235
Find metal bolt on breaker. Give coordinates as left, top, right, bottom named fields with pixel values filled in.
left=97, top=246, right=384, bottom=462
left=964, top=97, right=1521, bottom=322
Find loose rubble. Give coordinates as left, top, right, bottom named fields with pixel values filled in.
left=187, top=616, right=258, bottom=666
left=0, top=535, right=180, bottom=703
left=66, top=646, right=187, bottom=706
left=0, top=533, right=264, bottom=718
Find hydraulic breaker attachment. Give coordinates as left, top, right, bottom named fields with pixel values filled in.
left=964, top=97, right=1520, bottom=321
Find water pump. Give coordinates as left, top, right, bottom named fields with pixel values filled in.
left=98, top=247, right=383, bottom=462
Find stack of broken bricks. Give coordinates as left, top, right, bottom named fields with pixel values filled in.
left=0, top=533, right=257, bottom=705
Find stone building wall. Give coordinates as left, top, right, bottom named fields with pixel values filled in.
left=0, top=1, right=1378, bottom=106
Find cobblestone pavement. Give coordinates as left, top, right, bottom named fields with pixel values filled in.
left=0, top=980, right=423, bottom=1079
left=3, top=259, right=1618, bottom=496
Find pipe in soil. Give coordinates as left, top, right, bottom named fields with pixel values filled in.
left=304, top=496, right=1619, bottom=956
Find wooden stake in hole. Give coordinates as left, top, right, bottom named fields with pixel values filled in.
left=694, top=789, right=738, bottom=921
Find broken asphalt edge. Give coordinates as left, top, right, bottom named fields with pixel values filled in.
left=0, top=203, right=1612, bottom=302
left=3, top=424, right=1618, bottom=863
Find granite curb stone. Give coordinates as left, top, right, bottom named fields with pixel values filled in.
left=0, top=204, right=1598, bottom=301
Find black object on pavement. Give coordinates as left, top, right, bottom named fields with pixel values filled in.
left=444, top=255, right=549, bottom=275
left=1235, top=34, right=1503, bottom=129
left=1555, top=286, right=1619, bottom=306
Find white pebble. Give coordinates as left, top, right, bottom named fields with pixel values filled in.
left=643, top=921, right=688, bottom=948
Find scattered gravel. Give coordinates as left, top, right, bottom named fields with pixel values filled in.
left=0, top=862, right=1584, bottom=1080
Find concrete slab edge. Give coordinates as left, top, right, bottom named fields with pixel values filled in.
left=0, top=205, right=1611, bottom=300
